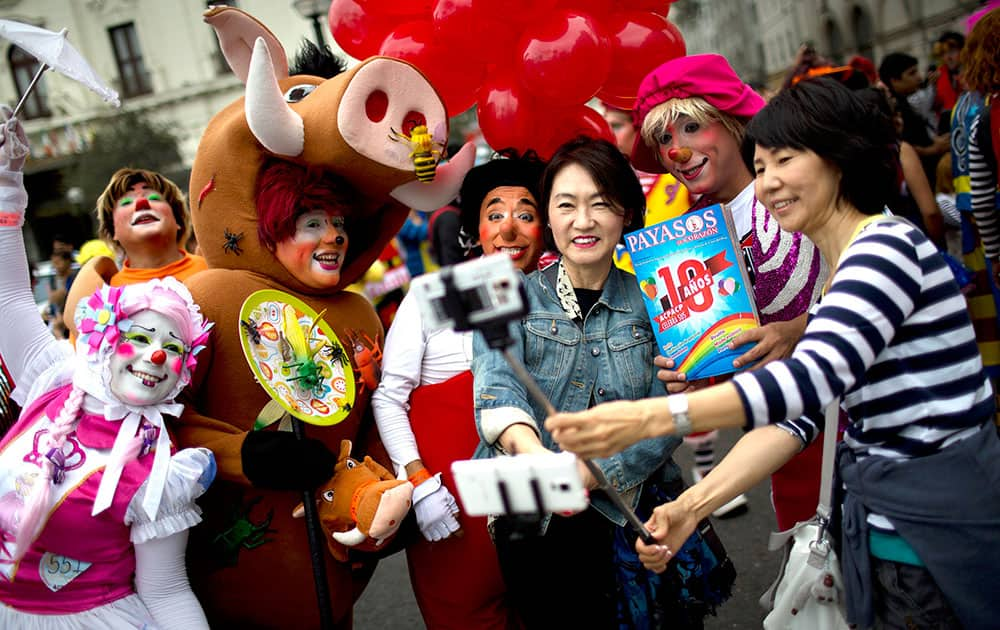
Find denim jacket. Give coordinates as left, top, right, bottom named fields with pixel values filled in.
left=472, top=262, right=682, bottom=527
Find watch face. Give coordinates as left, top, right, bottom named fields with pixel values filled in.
left=667, top=394, right=692, bottom=435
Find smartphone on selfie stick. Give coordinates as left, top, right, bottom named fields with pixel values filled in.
left=410, top=255, right=656, bottom=545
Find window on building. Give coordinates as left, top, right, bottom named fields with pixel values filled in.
left=207, top=0, right=238, bottom=75
left=824, top=18, right=845, bottom=63
left=852, top=4, right=875, bottom=60
left=109, top=22, right=152, bottom=98
left=8, top=45, right=51, bottom=119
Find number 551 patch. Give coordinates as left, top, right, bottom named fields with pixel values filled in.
left=40, top=552, right=91, bottom=592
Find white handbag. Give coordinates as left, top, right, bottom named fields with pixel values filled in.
left=760, top=402, right=850, bottom=630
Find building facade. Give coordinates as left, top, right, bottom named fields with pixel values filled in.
left=673, top=0, right=981, bottom=86
left=0, top=0, right=340, bottom=260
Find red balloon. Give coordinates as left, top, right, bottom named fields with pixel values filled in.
left=557, top=0, right=615, bottom=20
left=616, top=0, right=671, bottom=13
left=597, top=12, right=686, bottom=110
left=328, top=0, right=394, bottom=60
left=477, top=70, right=540, bottom=153
left=536, top=105, right=616, bottom=157
left=359, top=0, right=433, bottom=17
left=380, top=20, right=483, bottom=116
left=480, top=0, right=559, bottom=25
left=432, top=0, right=522, bottom=69
left=516, top=11, right=612, bottom=107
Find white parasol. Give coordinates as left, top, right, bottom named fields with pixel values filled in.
left=0, top=19, right=120, bottom=118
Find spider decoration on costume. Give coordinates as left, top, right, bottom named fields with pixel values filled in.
left=322, top=341, right=350, bottom=369
left=241, top=318, right=262, bottom=345
left=213, top=495, right=276, bottom=567
left=222, top=228, right=244, bottom=256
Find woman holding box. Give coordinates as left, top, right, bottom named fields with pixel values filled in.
left=473, top=136, right=733, bottom=629
left=548, top=79, right=1000, bottom=630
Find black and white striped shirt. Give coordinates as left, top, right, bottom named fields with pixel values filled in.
left=733, top=220, right=994, bottom=461
left=970, top=113, right=1000, bottom=258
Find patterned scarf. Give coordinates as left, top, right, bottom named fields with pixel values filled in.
left=555, top=260, right=583, bottom=320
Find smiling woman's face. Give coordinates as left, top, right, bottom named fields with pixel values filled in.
left=273, top=208, right=350, bottom=290
left=111, top=182, right=180, bottom=250
left=547, top=163, right=625, bottom=279
left=753, top=144, right=842, bottom=237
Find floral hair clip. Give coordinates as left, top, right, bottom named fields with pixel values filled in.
left=77, top=285, right=132, bottom=355
left=185, top=328, right=212, bottom=372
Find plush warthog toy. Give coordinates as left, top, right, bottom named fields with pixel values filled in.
left=294, top=440, right=413, bottom=562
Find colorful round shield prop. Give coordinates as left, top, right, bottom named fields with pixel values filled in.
left=238, top=290, right=356, bottom=426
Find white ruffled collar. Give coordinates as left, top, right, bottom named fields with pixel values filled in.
left=73, top=363, right=180, bottom=521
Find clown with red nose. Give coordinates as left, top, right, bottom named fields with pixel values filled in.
left=630, top=54, right=830, bottom=527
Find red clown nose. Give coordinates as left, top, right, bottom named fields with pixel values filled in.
left=667, top=147, right=693, bottom=163
left=151, top=349, right=167, bottom=365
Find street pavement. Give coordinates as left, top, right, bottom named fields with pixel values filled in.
left=355, top=427, right=784, bottom=629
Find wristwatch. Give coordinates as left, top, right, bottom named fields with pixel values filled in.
left=667, top=393, right=693, bottom=436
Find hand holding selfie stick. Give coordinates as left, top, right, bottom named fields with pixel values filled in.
left=423, top=258, right=655, bottom=545
left=497, top=350, right=655, bottom=545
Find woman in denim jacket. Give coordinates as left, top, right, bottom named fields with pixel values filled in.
left=473, top=137, right=733, bottom=629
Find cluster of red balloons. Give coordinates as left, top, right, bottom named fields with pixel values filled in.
left=329, top=0, right=686, bottom=157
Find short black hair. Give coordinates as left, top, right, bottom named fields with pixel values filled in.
left=289, top=39, right=347, bottom=79
left=937, top=31, right=965, bottom=49
left=458, top=148, right=546, bottom=238
left=539, top=136, right=646, bottom=247
left=742, top=78, right=897, bottom=216
left=878, top=52, right=918, bottom=84
left=853, top=86, right=896, bottom=121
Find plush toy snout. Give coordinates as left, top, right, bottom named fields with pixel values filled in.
left=292, top=440, right=412, bottom=562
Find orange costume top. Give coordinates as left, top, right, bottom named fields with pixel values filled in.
left=175, top=8, right=474, bottom=629
left=109, top=251, right=207, bottom=286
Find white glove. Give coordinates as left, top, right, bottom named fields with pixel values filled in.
left=412, top=473, right=460, bottom=542
left=0, top=105, right=29, bottom=221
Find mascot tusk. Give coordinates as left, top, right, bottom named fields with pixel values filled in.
left=331, top=527, right=368, bottom=548
left=390, top=142, right=476, bottom=212
left=245, top=37, right=304, bottom=156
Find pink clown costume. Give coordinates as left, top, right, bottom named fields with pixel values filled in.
left=0, top=110, right=214, bottom=629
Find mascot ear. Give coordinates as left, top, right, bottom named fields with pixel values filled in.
left=363, top=456, right=395, bottom=482
left=338, top=440, right=353, bottom=462
left=205, top=5, right=288, bottom=83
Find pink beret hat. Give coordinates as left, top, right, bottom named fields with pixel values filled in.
left=630, top=54, right=766, bottom=173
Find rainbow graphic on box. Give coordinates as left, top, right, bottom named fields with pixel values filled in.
left=625, top=204, right=760, bottom=380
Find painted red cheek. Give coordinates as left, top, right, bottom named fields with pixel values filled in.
left=524, top=225, right=542, bottom=239
left=115, top=343, right=135, bottom=358
left=170, top=357, right=183, bottom=375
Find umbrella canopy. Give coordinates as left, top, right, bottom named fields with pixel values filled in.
left=0, top=19, right=120, bottom=108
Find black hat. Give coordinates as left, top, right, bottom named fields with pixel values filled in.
left=458, top=149, right=546, bottom=240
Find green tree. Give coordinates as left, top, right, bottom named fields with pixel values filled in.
left=69, top=110, right=183, bottom=206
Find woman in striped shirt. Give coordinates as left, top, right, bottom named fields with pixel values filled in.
left=547, top=79, right=1000, bottom=630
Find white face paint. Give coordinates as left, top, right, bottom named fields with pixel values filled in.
left=273, top=209, right=349, bottom=290
left=108, top=310, right=186, bottom=406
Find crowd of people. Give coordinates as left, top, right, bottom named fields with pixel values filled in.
left=0, top=4, right=997, bottom=629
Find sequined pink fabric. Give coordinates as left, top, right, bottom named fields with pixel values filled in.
left=750, top=198, right=827, bottom=325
